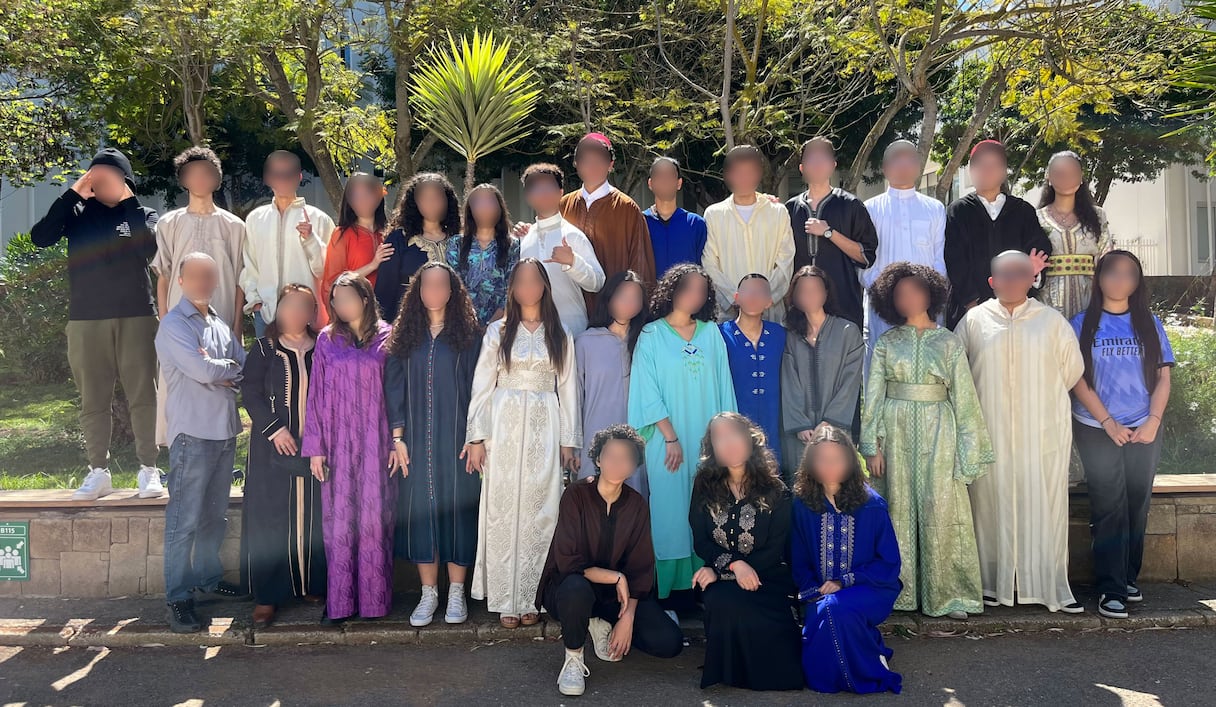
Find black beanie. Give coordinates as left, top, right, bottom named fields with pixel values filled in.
left=89, top=147, right=136, bottom=188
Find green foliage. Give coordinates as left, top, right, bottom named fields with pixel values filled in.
left=410, top=30, right=540, bottom=194
left=0, top=234, right=70, bottom=384
left=1160, top=327, right=1216, bottom=474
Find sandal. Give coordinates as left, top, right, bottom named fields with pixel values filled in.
left=499, top=615, right=520, bottom=629
left=520, top=612, right=540, bottom=626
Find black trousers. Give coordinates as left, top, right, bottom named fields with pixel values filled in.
left=1074, top=421, right=1162, bottom=600
left=543, top=574, right=683, bottom=657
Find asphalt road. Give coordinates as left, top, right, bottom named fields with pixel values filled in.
left=1, top=628, right=1211, bottom=706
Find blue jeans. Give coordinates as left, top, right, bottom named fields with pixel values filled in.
left=252, top=314, right=268, bottom=338
left=164, top=433, right=236, bottom=603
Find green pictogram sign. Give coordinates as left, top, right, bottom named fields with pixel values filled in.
left=0, top=521, right=29, bottom=581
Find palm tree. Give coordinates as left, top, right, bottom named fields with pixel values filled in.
left=410, top=30, right=540, bottom=196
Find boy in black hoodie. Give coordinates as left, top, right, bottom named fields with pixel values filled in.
left=31, top=147, right=163, bottom=500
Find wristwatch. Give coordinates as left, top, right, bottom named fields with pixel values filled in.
left=823, top=227, right=835, bottom=239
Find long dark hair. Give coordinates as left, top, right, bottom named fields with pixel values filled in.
left=691, top=412, right=787, bottom=515
left=457, top=183, right=513, bottom=270
left=387, top=171, right=461, bottom=238
left=500, top=258, right=567, bottom=372
left=648, top=263, right=717, bottom=322
left=327, top=271, right=381, bottom=347
left=793, top=425, right=870, bottom=514
left=1038, top=151, right=1102, bottom=239
left=784, top=265, right=838, bottom=336
left=1079, top=250, right=1162, bottom=390
left=587, top=270, right=647, bottom=355
left=264, top=283, right=319, bottom=341
left=336, top=172, right=387, bottom=234
left=386, top=261, right=480, bottom=357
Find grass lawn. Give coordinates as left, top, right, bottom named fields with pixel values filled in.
left=0, top=378, right=249, bottom=490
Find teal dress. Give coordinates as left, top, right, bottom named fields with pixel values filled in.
left=629, top=319, right=737, bottom=597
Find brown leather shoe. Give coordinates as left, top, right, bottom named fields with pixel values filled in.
left=252, top=604, right=276, bottom=629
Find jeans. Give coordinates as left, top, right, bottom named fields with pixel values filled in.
left=1074, top=421, right=1162, bottom=601
left=164, top=433, right=236, bottom=603
left=65, top=316, right=159, bottom=468
left=543, top=574, right=683, bottom=657
left=252, top=314, right=268, bottom=339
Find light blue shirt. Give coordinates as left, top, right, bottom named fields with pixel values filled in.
left=155, top=297, right=246, bottom=442
left=1070, top=310, right=1174, bottom=427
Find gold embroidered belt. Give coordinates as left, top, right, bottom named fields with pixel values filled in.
left=499, top=370, right=556, bottom=392
left=886, top=382, right=948, bottom=402
left=1046, top=254, right=1095, bottom=276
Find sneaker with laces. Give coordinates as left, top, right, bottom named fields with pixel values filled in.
left=1126, top=584, right=1143, bottom=602
left=444, top=583, right=468, bottom=624
left=137, top=465, right=165, bottom=498
left=557, top=649, right=590, bottom=696
left=167, top=600, right=202, bottom=633
left=72, top=467, right=113, bottom=501
left=411, top=585, right=439, bottom=627
left=1060, top=601, right=1085, bottom=614
left=1098, top=594, right=1128, bottom=619
left=587, top=617, right=621, bottom=662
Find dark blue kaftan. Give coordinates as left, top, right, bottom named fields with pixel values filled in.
left=791, top=488, right=903, bottom=694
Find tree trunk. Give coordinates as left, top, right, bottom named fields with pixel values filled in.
left=917, top=88, right=939, bottom=180
left=720, top=0, right=736, bottom=150
left=464, top=158, right=477, bottom=198
left=844, top=89, right=910, bottom=192
left=934, top=67, right=1008, bottom=203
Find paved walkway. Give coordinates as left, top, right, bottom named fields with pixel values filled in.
left=1, top=582, right=1212, bottom=648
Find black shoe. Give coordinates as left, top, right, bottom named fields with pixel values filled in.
left=167, top=600, right=202, bottom=633
left=1126, top=584, right=1143, bottom=603
left=320, top=609, right=348, bottom=626
left=198, top=581, right=251, bottom=601
left=1098, top=594, right=1129, bottom=619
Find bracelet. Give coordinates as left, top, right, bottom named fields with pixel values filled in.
left=1148, top=414, right=1161, bottom=422
left=392, top=437, right=405, bottom=444
left=468, top=440, right=484, bottom=446
left=665, top=438, right=679, bottom=444
left=1100, top=416, right=1113, bottom=426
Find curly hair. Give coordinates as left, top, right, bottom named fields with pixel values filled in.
left=867, top=262, right=950, bottom=327
left=174, top=146, right=222, bottom=181
left=387, top=171, right=461, bottom=239
left=588, top=424, right=646, bottom=471
left=784, top=265, right=839, bottom=336
left=793, top=425, right=870, bottom=514
left=457, top=183, right=513, bottom=271
left=386, top=261, right=481, bottom=358
left=648, top=263, right=717, bottom=322
left=691, top=412, right=787, bottom=515
left=521, top=163, right=565, bottom=191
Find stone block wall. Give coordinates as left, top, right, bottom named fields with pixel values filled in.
left=0, top=503, right=241, bottom=598
left=1069, top=493, right=1216, bottom=584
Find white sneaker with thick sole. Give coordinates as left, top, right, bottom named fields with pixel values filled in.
left=557, top=650, right=590, bottom=696
left=587, top=617, right=621, bottom=662
left=137, top=465, right=165, bottom=498
left=73, top=467, right=113, bottom=501
left=445, top=583, right=468, bottom=624
left=410, top=585, right=439, bottom=627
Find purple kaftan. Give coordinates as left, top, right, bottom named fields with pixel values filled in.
left=301, top=322, right=396, bottom=619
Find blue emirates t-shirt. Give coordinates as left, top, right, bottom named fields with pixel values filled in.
left=1070, top=310, right=1174, bottom=427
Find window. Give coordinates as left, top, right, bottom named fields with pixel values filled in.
left=1197, top=204, right=1212, bottom=265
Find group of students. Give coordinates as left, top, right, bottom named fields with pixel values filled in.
left=28, top=130, right=1172, bottom=696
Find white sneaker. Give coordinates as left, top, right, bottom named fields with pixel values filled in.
left=72, top=467, right=113, bottom=501
left=557, top=649, right=590, bottom=696
left=947, top=610, right=968, bottom=620
left=587, top=617, right=621, bottom=662
left=445, top=583, right=468, bottom=624
left=137, top=465, right=165, bottom=498
left=410, top=585, right=439, bottom=627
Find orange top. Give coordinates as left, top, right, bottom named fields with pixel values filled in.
left=320, top=225, right=383, bottom=326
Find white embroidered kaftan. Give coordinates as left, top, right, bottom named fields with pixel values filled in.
left=466, top=320, right=581, bottom=616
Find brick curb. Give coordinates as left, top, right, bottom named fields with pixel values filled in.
left=2, top=609, right=1210, bottom=648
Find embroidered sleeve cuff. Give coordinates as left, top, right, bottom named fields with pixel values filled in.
left=261, top=419, right=285, bottom=439
left=841, top=572, right=856, bottom=588
left=859, top=441, right=879, bottom=457
left=713, top=553, right=733, bottom=573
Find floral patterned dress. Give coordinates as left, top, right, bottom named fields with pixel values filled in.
left=1038, top=205, right=1113, bottom=320
left=445, top=235, right=520, bottom=325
